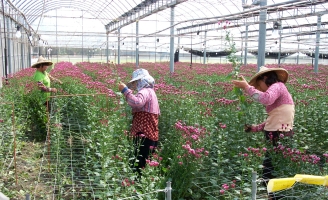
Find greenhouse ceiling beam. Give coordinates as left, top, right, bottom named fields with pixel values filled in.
left=176, top=0, right=326, bottom=34
left=38, top=29, right=328, bottom=42
left=178, top=0, right=325, bottom=30
left=15, top=1, right=113, bottom=25
left=202, top=34, right=328, bottom=46
left=11, top=1, right=136, bottom=27
left=243, top=29, right=328, bottom=39
left=240, top=20, right=328, bottom=35
left=178, top=10, right=328, bottom=36
left=38, top=31, right=171, bottom=38
left=105, top=0, right=186, bottom=34
left=36, top=31, right=107, bottom=36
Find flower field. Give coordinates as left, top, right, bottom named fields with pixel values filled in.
left=0, top=61, right=328, bottom=199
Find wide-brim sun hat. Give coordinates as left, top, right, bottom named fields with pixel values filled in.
left=127, top=68, right=154, bottom=86
left=31, top=56, right=53, bottom=68
left=249, top=66, right=289, bottom=89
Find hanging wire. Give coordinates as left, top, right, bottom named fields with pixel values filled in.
left=118, top=189, right=166, bottom=200
left=35, top=0, right=46, bottom=35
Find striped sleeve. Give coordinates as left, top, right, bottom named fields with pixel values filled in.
left=124, top=89, right=149, bottom=109
left=123, top=88, right=160, bottom=115
left=37, top=81, right=51, bottom=92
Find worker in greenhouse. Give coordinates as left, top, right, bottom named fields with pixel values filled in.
left=118, top=68, right=160, bottom=176
left=232, top=66, right=294, bottom=199
left=32, top=55, right=62, bottom=110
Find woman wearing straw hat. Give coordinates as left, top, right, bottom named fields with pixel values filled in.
left=118, top=68, right=160, bottom=176
left=232, top=66, right=294, bottom=200
left=32, top=56, right=62, bottom=110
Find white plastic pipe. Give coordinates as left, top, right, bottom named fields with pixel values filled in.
left=0, top=192, right=9, bottom=200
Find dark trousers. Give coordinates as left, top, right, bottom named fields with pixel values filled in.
left=131, top=132, right=158, bottom=175
left=263, top=130, right=293, bottom=200
left=262, top=130, right=293, bottom=180
left=262, top=131, right=279, bottom=181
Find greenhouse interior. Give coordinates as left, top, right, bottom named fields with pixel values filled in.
left=0, top=0, right=328, bottom=199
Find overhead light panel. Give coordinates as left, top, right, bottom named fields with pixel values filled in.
left=15, top=25, right=21, bottom=38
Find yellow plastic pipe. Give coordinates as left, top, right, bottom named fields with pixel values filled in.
left=267, top=178, right=296, bottom=193
left=267, top=174, right=328, bottom=193
left=294, top=174, right=328, bottom=186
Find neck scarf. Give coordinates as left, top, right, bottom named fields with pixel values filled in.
left=136, top=75, right=155, bottom=91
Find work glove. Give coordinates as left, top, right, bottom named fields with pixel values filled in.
left=244, top=124, right=252, bottom=133
left=118, top=81, right=127, bottom=92
left=50, top=88, right=58, bottom=93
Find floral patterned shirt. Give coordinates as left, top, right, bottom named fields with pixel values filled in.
left=130, top=112, right=159, bottom=141
left=247, top=82, right=294, bottom=131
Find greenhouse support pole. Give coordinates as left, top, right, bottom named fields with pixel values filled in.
left=240, top=32, right=243, bottom=64
left=278, top=22, right=282, bottom=66
left=81, top=10, right=83, bottom=62
left=297, top=37, right=300, bottom=65
left=136, top=21, right=139, bottom=67
left=118, top=27, right=121, bottom=64
left=251, top=171, right=257, bottom=200
left=178, top=36, right=180, bottom=50
left=6, top=14, right=11, bottom=75
left=257, top=0, right=267, bottom=71
left=244, top=25, right=248, bottom=66
left=314, top=14, right=321, bottom=73
left=190, top=32, right=192, bottom=67
left=190, top=33, right=192, bottom=65
left=28, top=43, right=31, bottom=67
left=21, top=37, right=24, bottom=70
left=203, top=31, right=207, bottom=64
left=56, top=10, right=58, bottom=62
left=169, top=6, right=175, bottom=73
left=165, top=181, right=172, bottom=200
left=155, top=13, right=157, bottom=63
left=106, top=34, right=109, bottom=63
left=155, top=38, right=157, bottom=63
left=1, top=0, right=8, bottom=83
left=38, top=43, right=41, bottom=57
left=176, top=36, right=180, bottom=63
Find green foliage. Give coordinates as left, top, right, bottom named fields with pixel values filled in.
left=225, top=30, right=242, bottom=77
left=25, top=89, right=48, bottom=140
left=13, top=79, right=49, bottom=141
left=225, top=29, right=250, bottom=126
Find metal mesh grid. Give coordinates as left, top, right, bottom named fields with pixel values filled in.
left=31, top=93, right=168, bottom=199
left=0, top=102, right=17, bottom=184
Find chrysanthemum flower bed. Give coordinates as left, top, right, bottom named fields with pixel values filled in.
left=0, top=61, right=327, bottom=199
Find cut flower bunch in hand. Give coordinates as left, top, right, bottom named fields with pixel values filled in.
left=219, top=19, right=250, bottom=126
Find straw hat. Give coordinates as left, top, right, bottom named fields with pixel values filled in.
left=31, top=56, right=53, bottom=68
left=249, top=66, right=289, bottom=89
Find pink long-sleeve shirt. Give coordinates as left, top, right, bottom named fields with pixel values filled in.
left=246, top=82, right=294, bottom=131
left=123, top=87, right=160, bottom=115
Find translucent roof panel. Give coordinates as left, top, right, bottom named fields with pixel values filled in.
left=13, top=0, right=146, bottom=25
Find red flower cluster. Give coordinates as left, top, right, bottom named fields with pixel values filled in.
left=274, top=144, right=324, bottom=164
left=121, top=178, right=135, bottom=187
left=174, top=121, right=209, bottom=160
left=220, top=180, right=236, bottom=195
